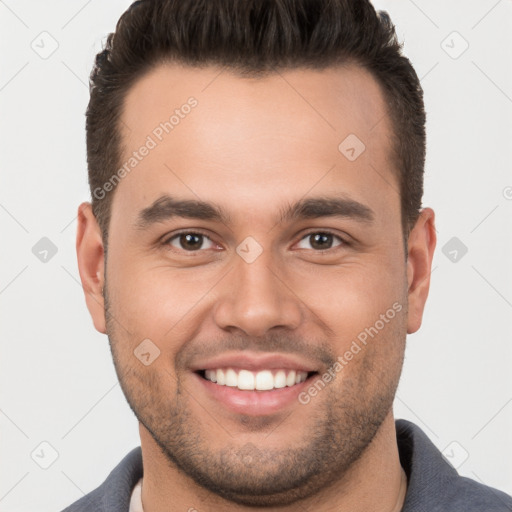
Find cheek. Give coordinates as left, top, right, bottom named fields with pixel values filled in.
left=106, top=262, right=219, bottom=342
left=290, top=258, right=403, bottom=329
left=288, top=256, right=407, bottom=380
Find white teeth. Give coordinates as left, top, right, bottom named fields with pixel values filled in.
left=286, top=370, right=296, bottom=387
left=274, top=370, right=287, bottom=389
left=237, top=370, right=255, bottom=390
left=205, top=369, right=217, bottom=382
left=255, top=370, right=274, bottom=390
left=216, top=369, right=226, bottom=385
left=295, top=372, right=307, bottom=384
left=225, top=368, right=238, bottom=387
left=203, top=368, right=309, bottom=391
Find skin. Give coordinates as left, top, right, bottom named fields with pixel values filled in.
left=76, top=62, right=436, bottom=511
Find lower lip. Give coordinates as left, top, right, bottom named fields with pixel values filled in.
left=193, top=372, right=314, bottom=416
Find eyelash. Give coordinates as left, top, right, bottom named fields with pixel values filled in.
left=162, top=229, right=350, bottom=254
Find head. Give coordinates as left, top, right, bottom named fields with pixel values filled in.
left=77, top=0, right=436, bottom=507
left=87, top=0, right=426, bottom=249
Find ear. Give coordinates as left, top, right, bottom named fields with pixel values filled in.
left=76, top=202, right=106, bottom=334
left=406, top=207, right=437, bottom=334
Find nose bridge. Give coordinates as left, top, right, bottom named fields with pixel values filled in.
left=212, top=244, right=302, bottom=336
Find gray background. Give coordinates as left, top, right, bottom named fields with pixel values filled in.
left=1, top=1, right=511, bottom=510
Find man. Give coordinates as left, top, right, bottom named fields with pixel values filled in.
left=63, top=0, right=512, bottom=511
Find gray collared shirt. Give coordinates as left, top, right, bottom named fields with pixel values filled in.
left=60, top=419, right=512, bottom=511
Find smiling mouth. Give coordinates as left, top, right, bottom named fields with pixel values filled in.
left=196, top=368, right=318, bottom=391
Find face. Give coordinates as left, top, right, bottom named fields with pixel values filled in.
left=78, top=62, right=436, bottom=506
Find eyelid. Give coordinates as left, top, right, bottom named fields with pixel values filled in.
left=162, top=229, right=220, bottom=251
left=294, top=229, right=350, bottom=250
left=161, top=228, right=351, bottom=254
left=163, top=227, right=213, bottom=241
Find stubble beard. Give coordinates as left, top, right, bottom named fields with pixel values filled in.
left=103, top=282, right=406, bottom=507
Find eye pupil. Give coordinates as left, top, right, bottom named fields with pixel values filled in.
left=180, top=233, right=203, bottom=250
left=310, top=233, right=333, bottom=250
left=170, top=231, right=341, bottom=253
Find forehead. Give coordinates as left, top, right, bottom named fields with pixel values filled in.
left=113, top=62, right=398, bottom=229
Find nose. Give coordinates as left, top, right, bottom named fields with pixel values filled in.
left=212, top=247, right=303, bottom=337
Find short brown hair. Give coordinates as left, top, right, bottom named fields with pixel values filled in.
left=86, top=0, right=426, bottom=249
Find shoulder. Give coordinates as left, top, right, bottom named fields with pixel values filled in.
left=59, top=446, right=143, bottom=512
left=396, top=419, right=512, bottom=512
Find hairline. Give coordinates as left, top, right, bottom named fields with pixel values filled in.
left=96, top=58, right=411, bottom=257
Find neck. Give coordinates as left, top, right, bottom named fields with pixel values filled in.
left=139, top=411, right=406, bottom=512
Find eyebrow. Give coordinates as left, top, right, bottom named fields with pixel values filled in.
left=279, top=196, right=375, bottom=224
left=135, top=195, right=231, bottom=229
left=134, top=194, right=375, bottom=230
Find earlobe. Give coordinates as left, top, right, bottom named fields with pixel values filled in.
left=76, top=202, right=107, bottom=334
left=406, top=207, right=437, bottom=334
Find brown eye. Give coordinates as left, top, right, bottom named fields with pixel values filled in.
left=167, top=232, right=215, bottom=251
left=296, top=232, right=345, bottom=251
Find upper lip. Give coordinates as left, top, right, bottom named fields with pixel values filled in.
left=190, top=351, right=319, bottom=373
